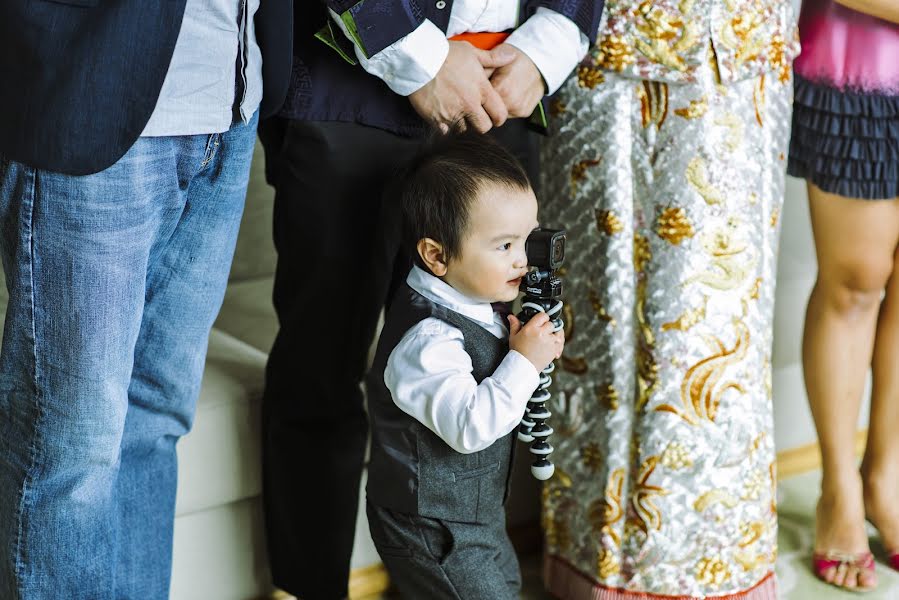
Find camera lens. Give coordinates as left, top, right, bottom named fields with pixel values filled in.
left=552, top=237, right=564, bottom=263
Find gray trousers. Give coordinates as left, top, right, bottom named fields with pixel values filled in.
left=366, top=501, right=521, bottom=599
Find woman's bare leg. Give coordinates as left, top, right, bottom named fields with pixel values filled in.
left=803, top=184, right=899, bottom=588
left=861, top=198, right=899, bottom=556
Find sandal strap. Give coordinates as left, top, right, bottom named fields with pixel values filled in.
left=813, top=551, right=875, bottom=569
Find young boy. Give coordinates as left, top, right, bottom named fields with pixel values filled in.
left=364, top=130, right=564, bottom=599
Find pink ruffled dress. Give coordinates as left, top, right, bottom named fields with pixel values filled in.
left=788, top=0, right=899, bottom=199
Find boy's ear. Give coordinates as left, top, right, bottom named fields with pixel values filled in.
left=417, top=238, right=447, bottom=276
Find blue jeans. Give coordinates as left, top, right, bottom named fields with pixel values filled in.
left=0, top=112, right=258, bottom=599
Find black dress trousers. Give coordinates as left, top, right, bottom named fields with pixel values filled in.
left=258, top=117, right=538, bottom=600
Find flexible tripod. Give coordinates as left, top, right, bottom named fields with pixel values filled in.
left=516, top=228, right=565, bottom=480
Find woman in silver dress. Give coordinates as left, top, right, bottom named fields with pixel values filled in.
left=540, top=2, right=798, bottom=598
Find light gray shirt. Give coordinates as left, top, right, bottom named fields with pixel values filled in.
left=141, top=0, right=263, bottom=137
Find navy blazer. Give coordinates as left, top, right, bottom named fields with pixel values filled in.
left=280, top=0, right=603, bottom=137
left=0, top=0, right=293, bottom=175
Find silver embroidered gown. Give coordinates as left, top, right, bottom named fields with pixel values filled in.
left=539, top=2, right=799, bottom=598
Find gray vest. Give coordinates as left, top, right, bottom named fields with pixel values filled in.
left=366, top=284, right=515, bottom=524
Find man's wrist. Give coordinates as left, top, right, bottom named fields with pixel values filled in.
left=505, top=8, right=590, bottom=95
left=330, top=12, right=449, bottom=96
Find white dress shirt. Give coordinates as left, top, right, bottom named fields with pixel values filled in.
left=384, top=267, right=540, bottom=455
left=330, top=0, right=589, bottom=96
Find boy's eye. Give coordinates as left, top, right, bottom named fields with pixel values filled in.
left=499, top=243, right=512, bottom=251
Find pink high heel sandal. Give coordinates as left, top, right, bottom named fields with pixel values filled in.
left=887, top=551, right=899, bottom=572
left=812, top=551, right=877, bottom=592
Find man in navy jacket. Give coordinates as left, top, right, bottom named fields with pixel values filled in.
left=259, top=2, right=603, bottom=598
left=0, top=1, right=293, bottom=598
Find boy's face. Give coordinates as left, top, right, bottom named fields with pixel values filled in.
left=443, top=183, right=538, bottom=303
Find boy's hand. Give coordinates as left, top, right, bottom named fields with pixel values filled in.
left=508, top=312, right=565, bottom=371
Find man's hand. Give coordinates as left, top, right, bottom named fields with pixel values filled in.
left=488, top=44, right=545, bottom=119
left=508, top=312, right=565, bottom=371
left=409, top=41, right=514, bottom=133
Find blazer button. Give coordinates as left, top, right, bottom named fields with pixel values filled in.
left=436, top=0, right=446, bottom=8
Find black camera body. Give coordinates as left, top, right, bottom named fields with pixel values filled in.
left=515, top=226, right=566, bottom=481
left=521, top=228, right=565, bottom=299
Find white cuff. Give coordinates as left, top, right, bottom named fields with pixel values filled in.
left=329, top=10, right=449, bottom=96
left=495, top=350, right=541, bottom=400
left=504, top=7, right=590, bottom=95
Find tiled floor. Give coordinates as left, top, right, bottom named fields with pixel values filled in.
left=369, top=469, right=899, bottom=599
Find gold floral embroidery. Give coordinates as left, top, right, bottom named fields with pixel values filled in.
left=560, top=355, right=588, bottom=375
left=748, top=277, right=761, bottom=301
left=581, top=442, right=604, bottom=472
left=550, top=99, right=568, bottom=117
left=768, top=33, right=791, bottom=84
left=588, top=289, right=616, bottom=327
left=554, top=388, right=585, bottom=437
left=570, top=157, right=602, bottom=193
left=722, top=10, right=766, bottom=70
left=770, top=207, right=780, bottom=228
left=661, top=441, right=693, bottom=470
left=588, top=468, right=625, bottom=546
left=739, top=521, right=764, bottom=548
left=734, top=551, right=764, bottom=572
left=656, top=206, right=695, bottom=245
left=634, top=233, right=652, bottom=274
left=753, top=73, right=766, bottom=127
left=769, top=461, right=778, bottom=515
left=636, top=280, right=660, bottom=413
left=638, top=81, right=670, bottom=129
left=695, top=556, right=731, bottom=588
left=694, top=489, right=739, bottom=512
left=563, top=302, right=575, bottom=340
left=597, top=383, right=620, bottom=411
left=662, top=298, right=707, bottom=332
left=715, top=113, right=744, bottom=152
left=634, top=233, right=658, bottom=411
left=686, top=157, right=725, bottom=205
left=688, top=227, right=754, bottom=291
left=630, top=456, right=669, bottom=534
left=633, top=1, right=699, bottom=71
left=748, top=432, right=766, bottom=458
left=596, top=209, right=624, bottom=235
left=656, top=319, right=749, bottom=424
left=577, top=65, right=605, bottom=89
left=542, top=467, right=574, bottom=552
left=596, top=35, right=636, bottom=72
left=674, top=97, right=708, bottom=119
left=592, top=0, right=799, bottom=87
left=598, top=549, right=621, bottom=579
left=742, top=470, right=766, bottom=501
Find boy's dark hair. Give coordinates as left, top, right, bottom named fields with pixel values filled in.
left=397, top=127, right=531, bottom=268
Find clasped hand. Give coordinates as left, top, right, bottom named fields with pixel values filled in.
left=409, top=41, right=545, bottom=133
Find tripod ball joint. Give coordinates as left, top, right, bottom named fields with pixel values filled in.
left=516, top=228, right=565, bottom=481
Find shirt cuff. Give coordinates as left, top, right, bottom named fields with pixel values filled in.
left=494, top=350, right=541, bottom=401
left=330, top=10, right=449, bottom=96
left=504, top=7, right=590, bottom=95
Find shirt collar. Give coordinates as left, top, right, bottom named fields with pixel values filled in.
left=406, top=266, right=497, bottom=328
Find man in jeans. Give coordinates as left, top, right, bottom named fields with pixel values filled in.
left=0, top=1, right=294, bottom=597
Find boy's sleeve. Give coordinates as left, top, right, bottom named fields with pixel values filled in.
left=385, top=319, right=540, bottom=454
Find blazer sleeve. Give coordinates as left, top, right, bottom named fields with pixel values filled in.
left=529, top=0, right=604, bottom=44
left=324, top=0, right=425, bottom=59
